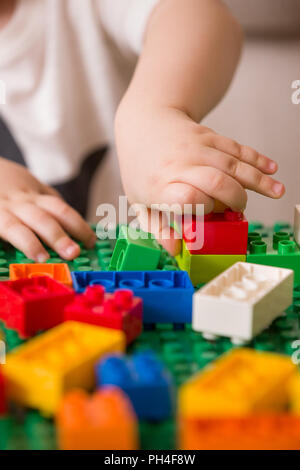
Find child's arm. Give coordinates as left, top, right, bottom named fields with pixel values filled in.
left=115, top=0, right=284, bottom=251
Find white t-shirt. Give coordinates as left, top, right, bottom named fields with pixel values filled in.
left=0, top=0, right=158, bottom=185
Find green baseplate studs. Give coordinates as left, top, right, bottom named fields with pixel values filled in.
left=1, top=221, right=300, bottom=449
left=247, top=222, right=300, bottom=284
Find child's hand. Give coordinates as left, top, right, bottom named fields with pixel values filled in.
left=116, top=106, right=285, bottom=254
left=0, top=158, right=96, bottom=261
left=115, top=0, right=285, bottom=255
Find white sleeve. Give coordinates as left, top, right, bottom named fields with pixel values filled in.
left=96, top=0, right=160, bottom=55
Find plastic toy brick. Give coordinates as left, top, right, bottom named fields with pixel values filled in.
left=56, top=387, right=138, bottom=450
left=176, top=240, right=246, bottom=285
left=0, top=277, right=75, bottom=338
left=9, top=263, right=73, bottom=288
left=181, top=209, right=248, bottom=255
left=179, top=415, right=300, bottom=450
left=71, top=271, right=194, bottom=324
left=294, top=205, right=300, bottom=246
left=247, top=230, right=300, bottom=284
left=288, top=372, right=300, bottom=414
left=178, top=348, right=297, bottom=419
left=0, top=366, right=6, bottom=415
left=192, top=262, right=294, bottom=344
left=3, top=321, right=125, bottom=415
left=108, top=225, right=162, bottom=271
left=64, top=286, right=142, bottom=344
left=96, top=352, right=174, bottom=420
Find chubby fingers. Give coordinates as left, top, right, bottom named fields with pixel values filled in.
left=0, top=193, right=97, bottom=262
left=0, top=209, right=49, bottom=262
left=192, top=146, right=285, bottom=199
left=36, top=195, right=96, bottom=249
left=12, top=202, right=81, bottom=260
left=172, top=166, right=247, bottom=212
left=210, top=135, right=278, bottom=175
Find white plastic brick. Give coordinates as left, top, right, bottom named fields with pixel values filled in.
left=294, top=205, right=300, bottom=246
left=192, top=262, right=294, bottom=344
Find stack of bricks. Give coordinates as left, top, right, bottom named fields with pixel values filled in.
left=71, top=270, right=194, bottom=324
left=178, top=348, right=300, bottom=450
left=64, top=286, right=143, bottom=344
left=176, top=209, right=249, bottom=285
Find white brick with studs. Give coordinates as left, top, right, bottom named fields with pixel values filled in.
left=192, top=262, right=294, bottom=344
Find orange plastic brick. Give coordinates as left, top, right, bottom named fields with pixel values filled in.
left=179, top=415, right=300, bottom=450
left=9, top=264, right=73, bottom=288
left=57, top=387, right=139, bottom=450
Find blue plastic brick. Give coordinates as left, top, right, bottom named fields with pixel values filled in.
left=96, top=352, right=174, bottom=421
left=71, top=271, right=194, bottom=324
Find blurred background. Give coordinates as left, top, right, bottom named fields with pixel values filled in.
left=90, top=0, right=300, bottom=225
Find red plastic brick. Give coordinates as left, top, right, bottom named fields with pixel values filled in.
left=64, top=286, right=143, bottom=344
left=182, top=209, right=248, bottom=255
left=0, top=366, right=6, bottom=415
left=9, top=263, right=73, bottom=288
left=0, top=277, right=75, bottom=338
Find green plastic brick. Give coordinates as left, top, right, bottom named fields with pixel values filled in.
left=108, top=225, right=162, bottom=271
left=247, top=229, right=300, bottom=284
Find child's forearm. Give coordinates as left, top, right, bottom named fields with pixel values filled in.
left=121, top=0, right=243, bottom=122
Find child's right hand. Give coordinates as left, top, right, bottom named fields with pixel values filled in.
left=0, top=158, right=96, bottom=262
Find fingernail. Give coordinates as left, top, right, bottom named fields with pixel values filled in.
left=273, top=182, right=284, bottom=196
left=37, top=253, right=49, bottom=263
left=64, top=243, right=80, bottom=258
left=268, top=161, right=277, bottom=172
left=56, top=237, right=80, bottom=259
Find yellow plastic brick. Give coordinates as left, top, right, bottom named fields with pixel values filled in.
left=288, top=372, right=300, bottom=414
left=3, top=321, right=125, bottom=415
left=176, top=240, right=246, bottom=285
left=179, top=348, right=296, bottom=418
